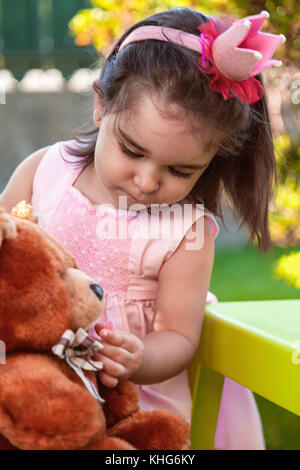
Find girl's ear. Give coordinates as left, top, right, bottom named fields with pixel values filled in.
left=93, top=81, right=105, bottom=128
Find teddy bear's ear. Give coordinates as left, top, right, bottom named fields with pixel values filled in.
left=0, top=207, right=18, bottom=248
left=11, top=201, right=38, bottom=223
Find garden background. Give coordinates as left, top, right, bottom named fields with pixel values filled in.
left=0, top=0, right=299, bottom=450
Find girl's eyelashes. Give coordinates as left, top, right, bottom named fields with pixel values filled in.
left=119, top=142, right=144, bottom=158
left=169, top=167, right=194, bottom=179
left=118, top=142, right=194, bottom=179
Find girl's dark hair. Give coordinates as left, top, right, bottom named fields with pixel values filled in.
left=66, top=7, right=277, bottom=252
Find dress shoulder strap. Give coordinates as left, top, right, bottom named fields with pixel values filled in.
left=126, top=198, right=219, bottom=300
left=162, top=198, right=219, bottom=263
left=31, top=140, right=82, bottom=230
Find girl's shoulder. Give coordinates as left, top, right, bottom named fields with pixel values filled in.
left=158, top=195, right=219, bottom=264
left=31, top=140, right=83, bottom=227
left=33, top=139, right=82, bottom=188
left=36, top=139, right=83, bottom=168
left=128, top=196, right=219, bottom=280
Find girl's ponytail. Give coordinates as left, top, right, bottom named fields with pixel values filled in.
left=222, top=90, right=277, bottom=251
left=191, top=74, right=277, bottom=252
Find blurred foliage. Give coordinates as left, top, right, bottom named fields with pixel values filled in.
left=270, top=135, right=300, bottom=289
left=270, top=135, right=300, bottom=247
left=68, top=0, right=296, bottom=60
left=212, top=244, right=299, bottom=300
left=274, top=134, right=300, bottom=183
left=274, top=251, right=300, bottom=289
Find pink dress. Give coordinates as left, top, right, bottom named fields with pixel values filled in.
left=31, top=140, right=265, bottom=450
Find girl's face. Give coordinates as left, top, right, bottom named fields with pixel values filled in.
left=92, top=92, right=222, bottom=209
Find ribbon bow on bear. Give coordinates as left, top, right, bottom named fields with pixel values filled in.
left=52, top=328, right=105, bottom=403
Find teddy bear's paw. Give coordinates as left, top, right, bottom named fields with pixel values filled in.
left=108, top=410, right=191, bottom=450
left=0, top=208, right=17, bottom=246
left=99, top=380, right=140, bottom=427
left=82, top=436, right=137, bottom=450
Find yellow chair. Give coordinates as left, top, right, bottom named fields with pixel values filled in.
left=188, top=299, right=300, bottom=450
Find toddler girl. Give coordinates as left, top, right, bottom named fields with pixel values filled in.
left=0, top=7, right=285, bottom=450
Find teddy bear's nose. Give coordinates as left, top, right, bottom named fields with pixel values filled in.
left=90, top=284, right=104, bottom=301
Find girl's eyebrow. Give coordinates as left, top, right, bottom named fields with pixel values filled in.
left=117, top=125, right=149, bottom=153
left=117, top=124, right=209, bottom=170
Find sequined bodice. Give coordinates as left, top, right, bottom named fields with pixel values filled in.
left=48, top=186, right=141, bottom=293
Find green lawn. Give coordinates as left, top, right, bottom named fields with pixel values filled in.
left=210, top=243, right=300, bottom=450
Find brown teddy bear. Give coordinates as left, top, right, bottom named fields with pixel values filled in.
left=0, top=204, right=190, bottom=450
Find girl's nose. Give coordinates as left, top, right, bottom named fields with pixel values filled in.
left=133, top=168, right=160, bottom=194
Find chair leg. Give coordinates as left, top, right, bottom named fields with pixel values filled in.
left=191, top=363, right=224, bottom=450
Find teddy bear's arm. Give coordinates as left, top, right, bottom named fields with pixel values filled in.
left=0, top=353, right=107, bottom=450
left=108, top=409, right=191, bottom=450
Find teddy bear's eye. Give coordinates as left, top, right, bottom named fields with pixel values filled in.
left=57, top=271, right=65, bottom=279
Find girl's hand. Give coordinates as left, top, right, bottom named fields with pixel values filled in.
left=92, top=322, right=144, bottom=388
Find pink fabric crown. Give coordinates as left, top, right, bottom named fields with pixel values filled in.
left=118, top=10, right=285, bottom=105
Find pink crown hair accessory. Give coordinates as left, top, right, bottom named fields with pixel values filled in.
left=118, top=10, right=286, bottom=105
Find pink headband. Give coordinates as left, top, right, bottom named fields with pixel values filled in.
left=118, top=10, right=285, bottom=105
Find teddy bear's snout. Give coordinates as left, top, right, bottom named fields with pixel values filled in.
left=89, top=283, right=104, bottom=301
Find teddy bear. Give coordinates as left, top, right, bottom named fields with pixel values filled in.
left=0, top=203, right=190, bottom=450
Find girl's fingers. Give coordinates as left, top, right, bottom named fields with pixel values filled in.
left=93, top=352, right=126, bottom=379
left=98, top=371, right=118, bottom=388
left=92, top=351, right=103, bottom=362
left=92, top=322, right=112, bottom=345
left=98, top=343, right=131, bottom=366
left=98, top=328, right=137, bottom=353
left=95, top=321, right=114, bottom=336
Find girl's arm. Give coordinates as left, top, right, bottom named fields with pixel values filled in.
left=130, top=215, right=215, bottom=384
left=0, top=146, right=50, bottom=212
